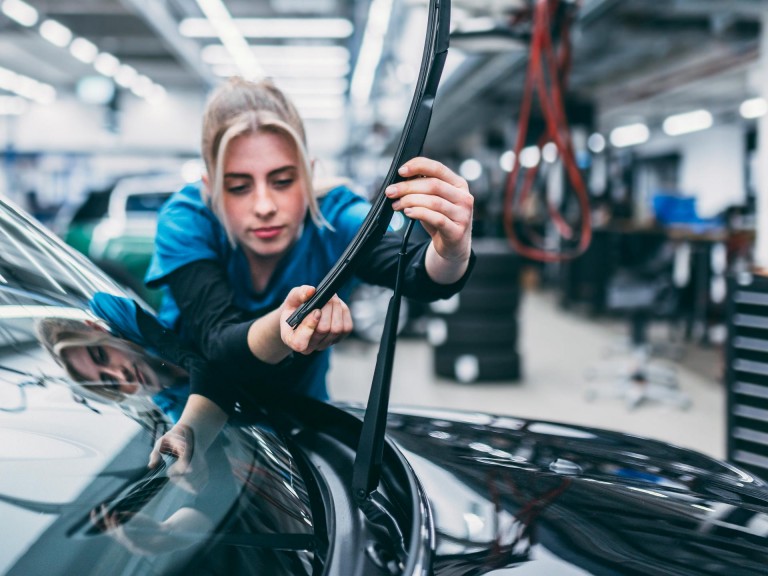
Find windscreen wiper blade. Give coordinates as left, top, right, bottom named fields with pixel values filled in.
left=342, top=0, right=450, bottom=564
left=286, top=0, right=450, bottom=329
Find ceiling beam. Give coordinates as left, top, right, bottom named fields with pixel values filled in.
left=119, top=0, right=217, bottom=88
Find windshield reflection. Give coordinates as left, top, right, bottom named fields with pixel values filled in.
left=0, top=201, right=318, bottom=573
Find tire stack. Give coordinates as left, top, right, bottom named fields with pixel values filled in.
left=427, top=238, right=522, bottom=383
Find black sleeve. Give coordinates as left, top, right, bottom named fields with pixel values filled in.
left=355, top=232, right=476, bottom=302
left=165, top=259, right=263, bottom=367
left=133, top=303, right=240, bottom=413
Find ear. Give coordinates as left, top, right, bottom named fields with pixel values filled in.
left=201, top=173, right=210, bottom=193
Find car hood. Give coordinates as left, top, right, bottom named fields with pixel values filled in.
left=369, top=404, right=768, bottom=575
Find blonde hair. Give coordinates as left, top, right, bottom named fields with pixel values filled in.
left=201, top=77, right=330, bottom=245
left=36, top=317, right=176, bottom=404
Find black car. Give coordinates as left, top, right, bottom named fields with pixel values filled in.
left=2, top=180, right=768, bottom=575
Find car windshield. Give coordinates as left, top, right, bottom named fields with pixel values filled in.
left=0, top=199, right=322, bottom=575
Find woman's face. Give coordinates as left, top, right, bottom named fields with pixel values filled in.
left=63, top=342, right=161, bottom=396
left=219, top=131, right=309, bottom=261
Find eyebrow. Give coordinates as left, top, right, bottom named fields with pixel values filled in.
left=224, top=165, right=297, bottom=179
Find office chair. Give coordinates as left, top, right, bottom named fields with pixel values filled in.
left=585, top=243, right=692, bottom=411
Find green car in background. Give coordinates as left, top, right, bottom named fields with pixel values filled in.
left=61, top=174, right=183, bottom=310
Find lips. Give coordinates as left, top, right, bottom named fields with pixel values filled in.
left=252, top=226, right=283, bottom=239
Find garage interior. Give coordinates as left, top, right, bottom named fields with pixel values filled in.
left=2, top=0, right=768, bottom=471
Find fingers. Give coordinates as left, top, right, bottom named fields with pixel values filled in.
left=281, top=293, right=353, bottom=354
left=384, top=157, right=473, bottom=220
left=310, top=296, right=353, bottom=350
left=384, top=156, right=473, bottom=261
left=148, top=425, right=194, bottom=472
left=285, top=308, right=322, bottom=354
left=283, top=285, right=316, bottom=310
left=398, top=157, right=467, bottom=189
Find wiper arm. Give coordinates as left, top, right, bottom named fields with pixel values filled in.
left=347, top=0, right=451, bottom=565
left=286, top=0, right=450, bottom=329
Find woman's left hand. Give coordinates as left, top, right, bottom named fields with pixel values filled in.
left=385, top=157, right=473, bottom=264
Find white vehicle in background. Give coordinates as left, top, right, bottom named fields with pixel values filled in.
left=61, top=173, right=184, bottom=308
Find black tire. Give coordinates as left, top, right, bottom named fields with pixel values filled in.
left=426, top=316, right=518, bottom=347
left=429, top=284, right=520, bottom=317
left=467, top=238, right=520, bottom=285
left=433, top=345, right=522, bottom=382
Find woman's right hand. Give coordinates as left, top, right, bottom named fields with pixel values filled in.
left=148, top=424, right=209, bottom=494
left=280, top=286, right=353, bottom=354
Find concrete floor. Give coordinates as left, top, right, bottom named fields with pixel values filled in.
left=328, top=289, right=727, bottom=459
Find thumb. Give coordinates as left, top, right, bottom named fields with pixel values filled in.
left=284, top=285, right=316, bottom=309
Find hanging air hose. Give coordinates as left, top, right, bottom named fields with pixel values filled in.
left=503, top=0, right=592, bottom=262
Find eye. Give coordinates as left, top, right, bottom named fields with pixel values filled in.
left=88, top=346, right=108, bottom=366
left=225, top=184, right=250, bottom=195
left=273, top=177, right=295, bottom=190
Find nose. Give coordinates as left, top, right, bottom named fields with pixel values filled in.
left=252, top=185, right=277, bottom=218
left=100, top=364, right=138, bottom=392
left=100, top=365, right=127, bottom=383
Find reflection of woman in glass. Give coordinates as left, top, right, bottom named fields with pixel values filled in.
left=36, top=317, right=190, bottom=419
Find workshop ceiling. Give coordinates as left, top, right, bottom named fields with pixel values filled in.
left=0, top=0, right=767, bottom=158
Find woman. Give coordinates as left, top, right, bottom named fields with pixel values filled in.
left=145, top=77, right=474, bottom=410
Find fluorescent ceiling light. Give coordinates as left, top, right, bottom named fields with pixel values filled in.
left=609, top=123, right=649, bottom=147
left=740, top=97, right=768, bottom=119
left=273, top=77, right=348, bottom=96
left=0, top=95, right=27, bottom=115
left=499, top=150, right=516, bottom=172
left=519, top=146, right=541, bottom=168
left=94, top=52, right=120, bottom=77
left=662, top=109, right=712, bottom=136
left=130, top=75, right=154, bottom=98
left=70, top=37, right=99, bottom=63
left=459, top=158, right=483, bottom=181
left=180, top=17, right=353, bottom=39
left=1, top=0, right=38, bottom=27
left=542, top=142, right=558, bottom=163
left=211, top=62, right=348, bottom=79
left=195, top=0, right=264, bottom=79
left=587, top=133, right=605, bottom=153
left=291, top=95, right=345, bottom=110
left=200, top=43, right=349, bottom=67
left=296, top=106, right=344, bottom=120
left=351, top=0, right=393, bottom=106
left=114, top=64, right=137, bottom=87
left=0, top=65, right=56, bottom=103
left=39, top=19, right=72, bottom=47
left=520, top=146, right=541, bottom=168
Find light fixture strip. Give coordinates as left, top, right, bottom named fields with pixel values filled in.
left=740, top=97, right=768, bottom=120
left=351, top=0, right=393, bottom=106
left=609, top=123, right=650, bottom=148
left=179, top=17, right=353, bottom=39
left=0, top=65, right=56, bottom=103
left=39, top=19, right=72, bottom=47
left=1, top=0, right=38, bottom=27
left=194, top=0, right=263, bottom=79
left=662, top=109, right=713, bottom=136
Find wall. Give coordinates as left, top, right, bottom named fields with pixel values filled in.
left=634, top=123, right=746, bottom=218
